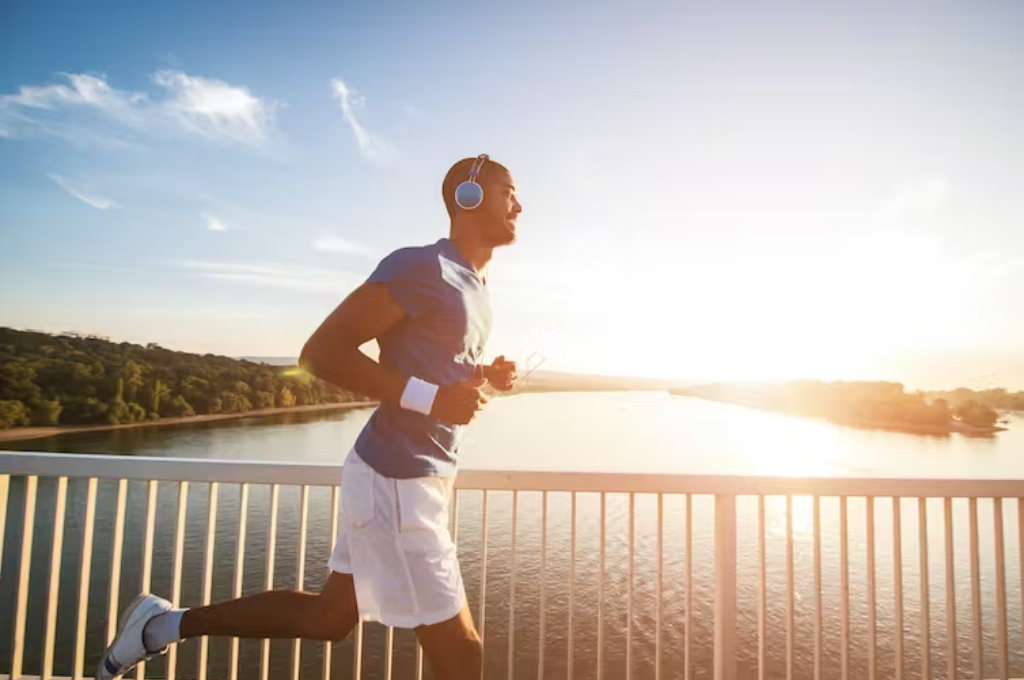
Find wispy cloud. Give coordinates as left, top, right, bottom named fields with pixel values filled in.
left=48, top=173, right=117, bottom=210
left=202, top=213, right=228, bottom=232
left=312, top=236, right=374, bottom=256
left=0, top=71, right=278, bottom=148
left=177, top=260, right=365, bottom=294
left=153, top=70, right=277, bottom=146
left=330, top=77, right=393, bottom=163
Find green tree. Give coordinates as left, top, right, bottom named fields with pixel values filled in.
left=0, top=400, right=30, bottom=429
left=255, top=391, right=275, bottom=409
left=278, top=386, right=296, bottom=408
left=954, top=401, right=999, bottom=429
left=128, top=402, right=147, bottom=422
left=107, top=399, right=130, bottom=425
left=31, top=399, right=63, bottom=426
left=122, top=360, right=144, bottom=403
left=169, top=395, right=195, bottom=418
left=152, top=379, right=171, bottom=415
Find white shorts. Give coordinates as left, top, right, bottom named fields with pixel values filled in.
left=328, top=449, right=466, bottom=629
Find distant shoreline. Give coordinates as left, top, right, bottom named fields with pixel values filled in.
left=671, top=391, right=1007, bottom=437
left=0, top=401, right=378, bottom=444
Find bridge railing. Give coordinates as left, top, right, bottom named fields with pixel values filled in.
left=2, top=451, right=1023, bottom=680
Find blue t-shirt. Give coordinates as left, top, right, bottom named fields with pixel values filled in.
left=354, top=238, right=492, bottom=478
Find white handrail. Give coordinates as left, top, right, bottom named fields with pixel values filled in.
left=3, top=450, right=1024, bottom=497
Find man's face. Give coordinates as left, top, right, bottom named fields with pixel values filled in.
left=477, top=167, right=522, bottom=247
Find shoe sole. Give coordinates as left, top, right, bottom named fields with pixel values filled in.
left=97, top=594, right=165, bottom=680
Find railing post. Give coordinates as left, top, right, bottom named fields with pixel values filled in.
left=715, top=493, right=738, bottom=680
left=0, top=473, right=9, bottom=578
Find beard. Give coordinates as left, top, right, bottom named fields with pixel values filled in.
left=488, top=223, right=517, bottom=247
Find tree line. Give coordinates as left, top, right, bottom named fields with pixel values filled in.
left=674, top=379, right=1011, bottom=431
left=0, top=328, right=362, bottom=430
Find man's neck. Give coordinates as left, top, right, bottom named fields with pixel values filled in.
left=449, top=233, right=494, bottom=274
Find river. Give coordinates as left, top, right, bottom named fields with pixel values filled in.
left=2, top=392, right=1023, bottom=679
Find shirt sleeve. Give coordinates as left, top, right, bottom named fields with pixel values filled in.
left=366, top=248, right=438, bottom=319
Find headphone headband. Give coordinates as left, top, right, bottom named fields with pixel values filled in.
left=468, top=154, right=489, bottom=180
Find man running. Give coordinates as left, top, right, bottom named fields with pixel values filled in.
left=98, top=154, right=522, bottom=680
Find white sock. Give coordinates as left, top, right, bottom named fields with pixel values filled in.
left=143, top=609, right=185, bottom=651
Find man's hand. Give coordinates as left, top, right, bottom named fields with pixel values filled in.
left=483, top=356, right=518, bottom=392
left=431, top=379, right=490, bottom=425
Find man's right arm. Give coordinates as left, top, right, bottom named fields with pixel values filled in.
left=298, top=282, right=488, bottom=424
left=299, top=282, right=409, bottom=403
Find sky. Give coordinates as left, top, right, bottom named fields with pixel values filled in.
left=2, top=0, right=1024, bottom=390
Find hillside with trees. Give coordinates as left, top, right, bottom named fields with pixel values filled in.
left=672, top=380, right=1010, bottom=435
left=0, top=328, right=361, bottom=430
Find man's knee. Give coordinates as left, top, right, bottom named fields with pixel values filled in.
left=306, top=572, right=358, bottom=640
left=308, top=592, right=358, bottom=640
left=310, top=603, right=357, bottom=640
left=460, top=633, right=483, bottom=666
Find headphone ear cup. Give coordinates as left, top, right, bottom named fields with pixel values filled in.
left=455, top=181, right=484, bottom=210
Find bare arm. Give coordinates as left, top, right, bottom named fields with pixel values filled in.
left=299, top=282, right=488, bottom=424
left=299, top=283, right=408, bottom=403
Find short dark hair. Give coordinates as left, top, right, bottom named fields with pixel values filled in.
left=442, top=156, right=510, bottom=220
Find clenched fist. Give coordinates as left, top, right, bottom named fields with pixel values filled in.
left=483, top=356, right=518, bottom=392
left=430, top=378, right=490, bottom=425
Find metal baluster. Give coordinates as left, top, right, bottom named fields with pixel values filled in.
left=993, top=498, right=1008, bottom=680
left=945, top=498, right=957, bottom=680
left=969, top=498, right=982, bottom=680
left=686, top=493, right=693, bottom=680
left=598, top=491, right=606, bottom=680
left=384, top=627, right=394, bottom=680
left=539, top=490, right=548, bottom=680
left=919, top=498, right=931, bottom=680
left=230, top=483, right=249, bottom=680
left=137, top=480, right=158, bottom=680
left=894, top=498, right=904, bottom=680
left=1019, top=498, right=1024, bottom=670
left=42, top=477, right=69, bottom=680
left=627, top=492, right=635, bottom=680
left=568, top=492, right=576, bottom=680
left=787, top=495, right=795, bottom=680
left=509, top=490, right=518, bottom=680
left=198, top=483, right=219, bottom=680
left=107, top=479, right=129, bottom=644
left=11, top=475, right=38, bottom=680
left=714, top=493, right=738, bottom=680
left=73, top=478, right=98, bottom=680
left=655, top=493, right=663, bottom=680
left=292, top=486, right=310, bottom=680
left=0, top=474, right=9, bottom=579
left=480, top=490, right=489, bottom=665
left=324, top=485, right=340, bottom=680
left=867, top=497, right=876, bottom=680
left=758, top=495, right=767, bottom=680
left=261, top=485, right=280, bottom=680
left=814, top=496, right=822, bottom=680
left=840, top=496, right=849, bottom=680
left=167, top=481, right=189, bottom=680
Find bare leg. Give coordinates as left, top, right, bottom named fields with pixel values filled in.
left=179, top=571, right=358, bottom=641
left=415, top=605, right=483, bottom=680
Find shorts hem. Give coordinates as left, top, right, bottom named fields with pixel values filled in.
left=363, top=598, right=466, bottom=629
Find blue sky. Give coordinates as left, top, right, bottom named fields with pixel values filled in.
left=3, top=0, right=1024, bottom=388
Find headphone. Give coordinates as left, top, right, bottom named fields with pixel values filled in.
left=454, top=154, right=489, bottom=210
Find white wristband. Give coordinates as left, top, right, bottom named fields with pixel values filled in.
left=400, top=377, right=439, bottom=416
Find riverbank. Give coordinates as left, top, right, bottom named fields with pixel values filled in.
left=824, top=414, right=1006, bottom=436
left=0, top=400, right=378, bottom=444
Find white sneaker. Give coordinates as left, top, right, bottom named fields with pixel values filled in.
left=97, top=594, right=174, bottom=680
